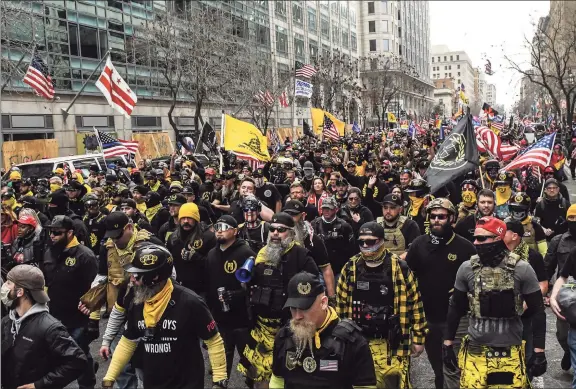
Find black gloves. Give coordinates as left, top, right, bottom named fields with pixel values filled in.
left=86, top=319, right=100, bottom=343
left=222, top=289, right=245, bottom=303
left=442, top=344, right=458, bottom=372
left=528, top=351, right=547, bottom=377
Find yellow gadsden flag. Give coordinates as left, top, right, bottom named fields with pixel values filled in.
left=387, top=112, right=397, bottom=123
left=310, top=108, right=345, bottom=136
left=222, top=114, right=270, bottom=162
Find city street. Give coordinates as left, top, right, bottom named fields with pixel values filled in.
left=84, top=171, right=576, bottom=389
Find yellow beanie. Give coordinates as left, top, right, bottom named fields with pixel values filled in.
left=179, top=202, right=200, bottom=222
left=9, top=171, right=21, bottom=180
left=567, top=204, right=576, bottom=218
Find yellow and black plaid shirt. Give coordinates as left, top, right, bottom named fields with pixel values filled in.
left=336, top=252, right=428, bottom=357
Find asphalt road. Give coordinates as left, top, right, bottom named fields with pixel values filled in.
left=82, top=173, right=576, bottom=388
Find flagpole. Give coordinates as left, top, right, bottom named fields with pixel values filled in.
left=93, top=126, right=108, bottom=168
left=61, top=51, right=110, bottom=120
left=219, top=111, right=225, bottom=174
left=291, top=64, right=297, bottom=142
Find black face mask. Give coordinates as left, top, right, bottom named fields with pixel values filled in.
left=474, top=240, right=508, bottom=267
left=48, top=206, right=67, bottom=218
left=567, top=220, right=576, bottom=236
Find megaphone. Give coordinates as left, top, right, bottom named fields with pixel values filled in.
left=236, top=256, right=255, bottom=283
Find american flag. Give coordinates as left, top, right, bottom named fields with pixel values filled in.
left=95, top=57, right=137, bottom=118
left=279, top=88, right=290, bottom=108
left=270, top=128, right=281, bottom=153
left=421, top=119, right=429, bottom=128
left=94, top=128, right=139, bottom=158
left=23, top=51, right=54, bottom=100
left=475, top=126, right=519, bottom=161
left=490, top=121, right=504, bottom=133
left=505, top=132, right=556, bottom=172
left=322, top=114, right=340, bottom=141
left=235, top=153, right=261, bottom=171
left=295, top=61, right=317, bottom=78
left=255, top=90, right=275, bottom=107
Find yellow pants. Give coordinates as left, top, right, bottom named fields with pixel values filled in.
left=368, top=339, right=411, bottom=389
left=238, top=316, right=281, bottom=382
left=459, top=336, right=530, bottom=389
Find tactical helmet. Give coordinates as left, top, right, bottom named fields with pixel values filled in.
left=83, top=194, right=99, bottom=206
left=483, top=159, right=500, bottom=170
left=241, top=194, right=261, bottom=212
left=322, top=160, right=333, bottom=168
left=461, top=179, right=480, bottom=191
left=426, top=198, right=457, bottom=216
left=509, top=192, right=531, bottom=210
left=494, top=171, right=514, bottom=187
left=404, top=178, right=430, bottom=195
left=124, top=243, right=174, bottom=286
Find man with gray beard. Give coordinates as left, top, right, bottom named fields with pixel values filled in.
left=270, top=272, right=376, bottom=389
left=238, top=212, right=320, bottom=389
left=283, top=200, right=336, bottom=303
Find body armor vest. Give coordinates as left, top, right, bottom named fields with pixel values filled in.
left=468, top=253, right=524, bottom=319
left=239, top=221, right=268, bottom=253
left=250, top=261, right=286, bottom=318
left=351, top=259, right=395, bottom=338
left=105, top=228, right=152, bottom=310
left=457, top=203, right=474, bottom=223
left=376, top=216, right=407, bottom=256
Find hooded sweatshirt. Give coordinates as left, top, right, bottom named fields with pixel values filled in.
left=9, top=303, right=49, bottom=335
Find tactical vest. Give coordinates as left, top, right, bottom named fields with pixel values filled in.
left=468, top=253, right=524, bottom=319
left=239, top=221, right=269, bottom=253
left=351, top=259, right=395, bottom=338
left=276, top=319, right=361, bottom=389
left=376, top=216, right=407, bottom=256
left=105, top=228, right=152, bottom=310
left=457, top=203, right=474, bottom=223
left=250, top=261, right=286, bottom=318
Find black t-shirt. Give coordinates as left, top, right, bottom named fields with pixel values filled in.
left=560, top=248, right=576, bottom=279
left=406, top=233, right=477, bottom=323
left=256, top=183, right=281, bottom=210
left=527, top=248, right=547, bottom=282
left=123, top=284, right=219, bottom=389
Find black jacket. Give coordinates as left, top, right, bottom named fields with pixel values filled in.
left=311, top=217, right=356, bottom=274
left=1, top=309, right=86, bottom=389
left=41, top=242, right=97, bottom=328
left=158, top=217, right=178, bottom=244
left=149, top=208, right=170, bottom=236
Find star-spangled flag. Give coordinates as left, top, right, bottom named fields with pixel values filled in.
left=505, top=133, right=556, bottom=172
left=94, top=128, right=139, bottom=158
left=95, top=57, right=138, bottom=118
left=23, top=50, right=55, bottom=100
left=255, top=90, right=275, bottom=106
left=322, top=114, right=339, bottom=141
left=270, top=128, right=281, bottom=153
left=295, top=61, right=317, bottom=78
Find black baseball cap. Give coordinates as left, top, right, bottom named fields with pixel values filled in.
left=167, top=194, right=187, bottom=206
left=381, top=193, right=403, bottom=207
left=270, top=212, right=295, bottom=228
left=282, top=200, right=305, bottom=215
left=505, top=220, right=524, bottom=236
left=121, top=199, right=137, bottom=209
left=104, top=211, right=130, bottom=239
left=216, top=215, right=238, bottom=228
left=253, top=168, right=264, bottom=177
left=358, top=222, right=385, bottom=239
left=46, top=215, right=74, bottom=231
left=284, top=272, right=325, bottom=310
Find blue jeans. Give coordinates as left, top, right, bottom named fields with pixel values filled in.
left=68, top=327, right=96, bottom=389
left=568, top=327, right=576, bottom=389
left=110, top=329, right=139, bottom=389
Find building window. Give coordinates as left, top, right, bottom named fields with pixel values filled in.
left=294, top=35, right=305, bottom=61
left=398, top=26, right=401, bottom=38
left=449, top=65, right=451, bottom=70
left=382, top=20, right=388, bottom=32
left=437, top=56, right=440, bottom=62
left=369, top=39, right=376, bottom=52
left=79, top=25, right=99, bottom=59
left=131, top=116, right=161, bottom=129
left=450, top=55, right=453, bottom=61
left=383, top=39, right=389, bottom=52
left=341, top=28, right=349, bottom=48
left=369, top=21, right=376, bottom=33
left=276, top=26, right=288, bottom=54
left=456, top=55, right=459, bottom=60
left=458, top=79, right=461, bottom=84
left=308, top=7, right=317, bottom=34
left=275, top=1, right=286, bottom=19
left=277, top=62, right=290, bottom=84
left=444, top=56, right=447, bottom=61
left=351, top=32, right=357, bottom=51
left=444, top=66, right=447, bottom=70
left=457, top=64, right=460, bottom=69
left=368, top=2, right=375, bottom=14
left=399, top=44, right=402, bottom=56
left=381, top=0, right=388, bottom=14
left=2, top=114, right=55, bottom=142
left=75, top=115, right=114, bottom=131
left=320, top=14, right=329, bottom=38
left=432, top=57, right=434, bottom=63
left=332, top=24, right=339, bottom=44
left=292, top=2, right=303, bottom=26
left=449, top=72, right=452, bottom=77
left=458, top=72, right=460, bottom=76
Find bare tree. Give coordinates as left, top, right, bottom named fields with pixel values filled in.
left=132, top=4, right=254, bottom=142
left=505, top=9, right=576, bottom=137
left=310, top=50, right=362, bottom=119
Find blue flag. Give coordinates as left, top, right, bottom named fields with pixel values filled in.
left=352, top=122, right=361, bottom=134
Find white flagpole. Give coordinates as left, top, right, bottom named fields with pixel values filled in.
left=219, top=111, right=225, bottom=174
left=93, top=126, right=108, bottom=167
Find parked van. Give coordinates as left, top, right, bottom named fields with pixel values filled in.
left=3, top=154, right=128, bottom=180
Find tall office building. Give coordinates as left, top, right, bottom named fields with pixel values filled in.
left=357, top=0, right=434, bottom=120
left=486, top=84, right=497, bottom=107
left=1, top=0, right=359, bottom=156
left=430, top=45, right=475, bottom=106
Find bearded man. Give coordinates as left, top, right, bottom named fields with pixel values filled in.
left=238, top=212, right=319, bottom=389
left=270, top=272, right=376, bottom=389
left=336, top=222, right=428, bottom=389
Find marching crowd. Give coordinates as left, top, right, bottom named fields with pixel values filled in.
left=1, top=126, right=576, bottom=389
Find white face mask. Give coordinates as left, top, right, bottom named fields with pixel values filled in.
left=0, top=283, right=15, bottom=308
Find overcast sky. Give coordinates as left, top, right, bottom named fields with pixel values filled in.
left=429, top=0, right=550, bottom=111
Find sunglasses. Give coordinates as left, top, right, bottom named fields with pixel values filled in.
left=269, top=226, right=290, bottom=233
left=429, top=214, right=449, bottom=220
left=473, top=235, right=498, bottom=242
left=243, top=206, right=259, bottom=212
left=358, top=238, right=380, bottom=247
left=49, top=230, right=67, bottom=236
left=348, top=197, right=360, bottom=201
left=214, top=223, right=234, bottom=232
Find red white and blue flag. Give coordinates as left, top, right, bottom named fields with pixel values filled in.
left=505, top=132, right=556, bottom=172
left=94, top=128, right=139, bottom=158
left=23, top=50, right=54, bottom=100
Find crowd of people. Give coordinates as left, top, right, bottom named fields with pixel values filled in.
left=1, top=127, right=575, bottom=389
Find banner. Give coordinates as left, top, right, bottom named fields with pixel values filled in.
left=295, top=80, right=313, bottom=98
left=222, top=114, right=270, bottom=162
left=426, top=114, right=479, bottom=193
left=132, top=132, right=172, bottom=160
left=387, top=112, right=397, bottom=123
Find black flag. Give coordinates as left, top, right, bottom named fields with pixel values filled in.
left=303, top=120, right=315, bottom=138
left=197, top=121, right=216, bottom=153
left=425, top=114, right=479, bottom=193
